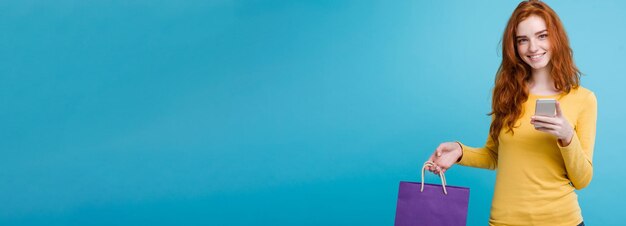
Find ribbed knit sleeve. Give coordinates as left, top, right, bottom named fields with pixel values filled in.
left=457, top=135, right=499, bottom=170
left=558, top=91, right=597, bottom=189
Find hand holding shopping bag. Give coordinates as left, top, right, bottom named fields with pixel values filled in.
left=394, top=161, right=470, bottom=226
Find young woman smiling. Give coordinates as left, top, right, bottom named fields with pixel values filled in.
left=425, top=1, right=596, bottom=226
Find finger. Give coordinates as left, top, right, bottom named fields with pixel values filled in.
left=532, top=121, right=559, bottom=130
left=436, top=144, right=444, bottom=157
left=532, top=115, right=556, bottom=122
left=531, top=115, right=558, bottom=125
left=427, top=153, right=437, bottom=168
left=430, top=164, right=439, bottom=174
left=534, top=126, right=558, bottom=135
left=555, top=101, right=563, bottom=117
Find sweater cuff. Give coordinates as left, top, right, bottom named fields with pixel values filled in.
left=558, top=132, right=580, bottom=152
left=457, top=142, right=469, bottom=166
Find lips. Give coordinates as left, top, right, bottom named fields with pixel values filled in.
left=528, top=52, right=546, bottom=62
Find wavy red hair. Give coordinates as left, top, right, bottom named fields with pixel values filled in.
left=489, top=0, right=581, bottom=143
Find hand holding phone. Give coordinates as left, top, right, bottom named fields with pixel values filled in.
left=534, top=99, right=556, bottom=129
left=531, top=99, right=575, bottom=145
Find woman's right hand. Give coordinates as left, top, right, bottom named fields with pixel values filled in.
left=426, top=142, right=463, bottom=175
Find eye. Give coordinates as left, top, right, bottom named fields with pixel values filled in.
left=538, top=34, right=548, bottom=39
left=517, top=38, right=528, bottom=45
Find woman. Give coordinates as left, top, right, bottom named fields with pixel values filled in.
left=426, top=1, right=596, bottom=226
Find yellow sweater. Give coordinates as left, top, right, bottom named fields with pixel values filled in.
left=457, top=87, right=597, bottom=226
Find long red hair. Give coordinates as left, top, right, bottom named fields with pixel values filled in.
left=489, top=0, right=580, bottom=143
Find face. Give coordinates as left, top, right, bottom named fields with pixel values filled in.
left=515, top=15, right=551, bottom=70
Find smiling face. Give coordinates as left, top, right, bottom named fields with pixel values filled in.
left=516, top=15, right=551, bottom=70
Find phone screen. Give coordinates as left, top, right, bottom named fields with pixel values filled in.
left=535, top=99, right=556, bottom=116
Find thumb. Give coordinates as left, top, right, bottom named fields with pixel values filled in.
left=555, top=101, right=563, bottom=117
left=435, top=146, right=443, bottom=157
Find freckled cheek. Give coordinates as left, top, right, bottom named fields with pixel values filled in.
left=516, top=45, right=534, bottom=57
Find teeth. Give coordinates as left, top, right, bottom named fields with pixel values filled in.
left=529, top=53, right=544, bottom=59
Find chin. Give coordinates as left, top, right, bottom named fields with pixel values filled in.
left=530, top=62, right=549, bottom=70
left=523, top=59, right=549, bottom=70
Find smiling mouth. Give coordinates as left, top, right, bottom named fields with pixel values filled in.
left=528, top=52, right=546, bottom=60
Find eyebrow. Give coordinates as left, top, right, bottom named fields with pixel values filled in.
left=515, top=29, right=548, bottom=39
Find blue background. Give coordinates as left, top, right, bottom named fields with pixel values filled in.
left=1, top=0, right=624, bottom=225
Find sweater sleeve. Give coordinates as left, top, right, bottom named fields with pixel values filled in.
left=558, top=91, right=597, bottom=190
left=456, top=134, right=499, bottom=170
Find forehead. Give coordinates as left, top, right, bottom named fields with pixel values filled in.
left=516, top=15, right=547, bottom=35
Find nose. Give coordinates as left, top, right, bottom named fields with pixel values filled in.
left=528, top=39, right=539, bottom=53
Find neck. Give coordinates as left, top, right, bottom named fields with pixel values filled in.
left=528, top=66, right=558, bottom=94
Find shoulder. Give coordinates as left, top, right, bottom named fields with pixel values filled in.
left=567, top=86, right=597, bottom=109
left=568, top=86, right=596, bottom=101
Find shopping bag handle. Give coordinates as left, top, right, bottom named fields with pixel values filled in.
left=421, top=161, right=448, bottom=195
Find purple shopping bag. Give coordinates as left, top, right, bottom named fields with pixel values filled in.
left=394, top=162, right=470, bottom=226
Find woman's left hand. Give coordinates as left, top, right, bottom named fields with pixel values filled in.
left=531, top=101, right=575, bottom=146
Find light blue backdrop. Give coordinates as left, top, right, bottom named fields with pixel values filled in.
left=1, top=0, right=624, bottom=225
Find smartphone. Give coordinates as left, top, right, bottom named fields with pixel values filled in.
left=535, top=99, right=556, bottom=116
left=534, top=99, right=556, bottom=129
